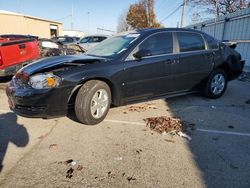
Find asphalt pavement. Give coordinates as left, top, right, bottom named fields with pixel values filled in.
left=0, top=79, right=250, bottom=188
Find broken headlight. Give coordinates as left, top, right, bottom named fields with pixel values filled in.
left=29, top=73, right=61, bottom=89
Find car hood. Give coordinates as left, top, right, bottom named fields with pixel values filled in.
left=19, top=55, right=106, bottom=75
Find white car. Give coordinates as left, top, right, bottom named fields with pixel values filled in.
left=78, top=35, right=108, bottom=51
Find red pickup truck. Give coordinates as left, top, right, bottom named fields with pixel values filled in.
left=0, top=37, right=39, bottom=77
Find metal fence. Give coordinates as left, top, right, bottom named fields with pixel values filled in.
left=186, top=8, right=250, bottom=72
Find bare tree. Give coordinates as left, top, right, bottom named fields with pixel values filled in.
left=126, top=0, right=161, bottom=29
left=188, top=0, right=250, bottom=16
left=117, top=10, right=131, bottom=33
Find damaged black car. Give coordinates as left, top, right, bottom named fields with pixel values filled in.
left=6, top=28, right=244, bottom=125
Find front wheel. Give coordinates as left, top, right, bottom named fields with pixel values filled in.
left=75, top=80, right=111, bottom=125
left=203, top=69, right=228, bottom=99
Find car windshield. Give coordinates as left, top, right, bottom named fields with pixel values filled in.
left=86, top=33, right=140, bottom=58
left=80, top=37, right=90, bottom=43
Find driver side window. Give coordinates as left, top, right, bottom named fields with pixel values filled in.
left=139, top=32, right=173, bottom=56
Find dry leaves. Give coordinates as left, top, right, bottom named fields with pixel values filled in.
left=144, top=116, right=195, bottom=141
left=123, top=103, right=157, bottom=113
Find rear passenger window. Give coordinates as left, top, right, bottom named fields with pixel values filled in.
left=139, top=32, right=173, bottom=56
left=177, top=32, right=205, bottom=52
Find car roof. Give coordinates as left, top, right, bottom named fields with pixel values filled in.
left=82, top=35, right=108, bottom=38
left=114, top=28, right=205, bottom=38
left=136, top=28, right=204, bottom=35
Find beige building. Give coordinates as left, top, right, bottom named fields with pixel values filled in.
left=0, top=10, right=62, bottom=38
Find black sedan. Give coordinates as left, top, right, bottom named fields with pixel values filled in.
left=6, top=28, right=244, bottom=125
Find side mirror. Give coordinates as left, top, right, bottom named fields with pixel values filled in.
left=133, top=49, right=151, bottom=59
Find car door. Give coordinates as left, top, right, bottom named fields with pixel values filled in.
left=124, top=32, right=175, bottom=102
left=171, top=32, right=214, bottom=91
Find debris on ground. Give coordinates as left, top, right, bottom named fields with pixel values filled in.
left=238, top=73, right=250, bottom=82
left=178, top=132, right=192, bottom=141
left=76, top=165, right=83, bottom=171
left=136, top=149, right=143, bottom=154
left=66, top=167, right=74, bottom=179
left=107, top=171, right=115, bottom=178
left=144, top=116, right=195, bottom=141
left=65, top=159, right=74, bottom=164
left=49, top=144, right=58, bottom=149
left=211, top=105, right=216, bottom=109
left=55, top=159, right=82, bottom=179
left=228, top=125, right=234, bottom=129
left=123, top=103, right=157, bottom=113
left=127, top=176, right=136, bottom=182
left=64, top=159, right=76, bottom=166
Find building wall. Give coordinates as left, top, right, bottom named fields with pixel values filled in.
left=187, top=8, right=250, bottom=72
left=0, top=13, right=62, bottom=38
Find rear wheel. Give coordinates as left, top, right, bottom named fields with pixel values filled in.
left=75, top=80, right=111, bottom=125
left=203, top=69, right=228, bottom=99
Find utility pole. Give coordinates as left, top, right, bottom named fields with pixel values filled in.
left=180, top=0, right=186, bottom=28
left=214, top=0, right=218, bottom=37
left=71, top=4, right=74, bottom=30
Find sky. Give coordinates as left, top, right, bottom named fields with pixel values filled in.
left=0, top=0, right=194, bottom=35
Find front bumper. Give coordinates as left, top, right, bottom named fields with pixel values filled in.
left=6, top=78, right=73, bottom=118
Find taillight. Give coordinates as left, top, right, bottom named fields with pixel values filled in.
left=0, top=51, right=2, bottom=66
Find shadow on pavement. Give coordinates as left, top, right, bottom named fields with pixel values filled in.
left=0, top=112, right=29, bottom=173
left=0, top=76, right=12, bottom=83
left=165, top=91, right=250, bottom=187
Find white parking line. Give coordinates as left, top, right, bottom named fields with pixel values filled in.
left=197, top=128, right=250, bottom=137
left=105, top=119, right=145, bottom=126
left=105, top=119, right=250, bottom=138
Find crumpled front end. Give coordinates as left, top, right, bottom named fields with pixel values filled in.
left=6, top=73, right=73, bottom=118
left=6, top=74, right=72, bottom=118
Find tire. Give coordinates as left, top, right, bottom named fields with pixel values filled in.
left=203, top=69, right=228, bottom=99
left=75, top=80, right=111, bottom=125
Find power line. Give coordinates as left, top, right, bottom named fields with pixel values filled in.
left=97, top=27, right=115, bottom=33
left=160, top=3, right=184, bottom=24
